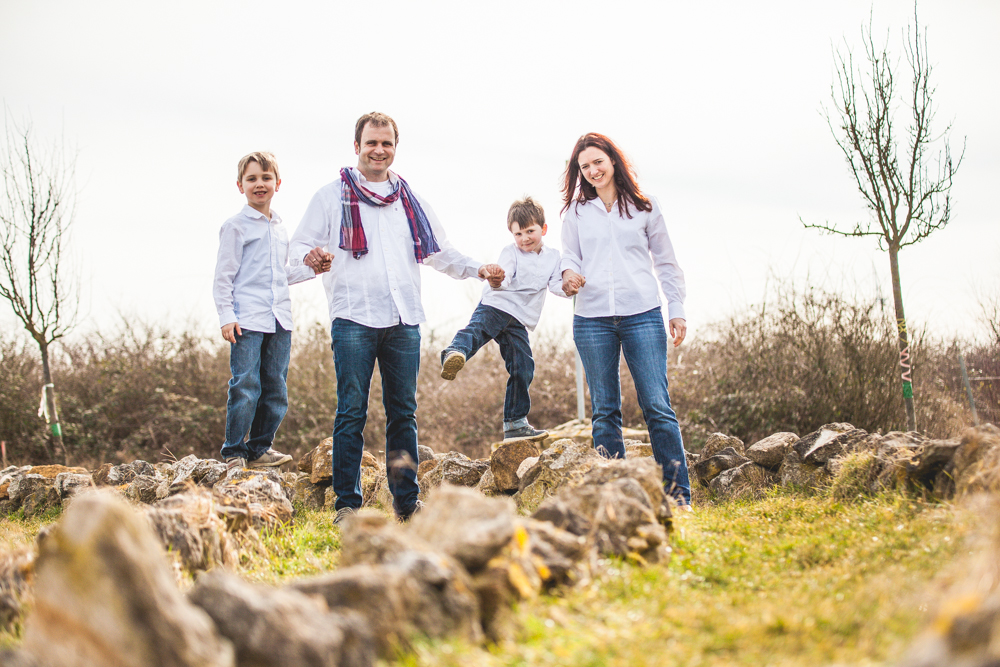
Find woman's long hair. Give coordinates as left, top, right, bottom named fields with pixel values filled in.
left=561, top=133, right=651, bottom=218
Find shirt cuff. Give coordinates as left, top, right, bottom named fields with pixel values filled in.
left=666, top=302, right=686, bottom=321
left=219, top=310, right=237, bottom=327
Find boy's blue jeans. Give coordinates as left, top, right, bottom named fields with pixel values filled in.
left=221, top=321, right=291, bottom=462
left=443, top=303, right=533, bottom=429
left=573, top=307, right=691, bottom=505
left=330, top=318, right=420, bottom=516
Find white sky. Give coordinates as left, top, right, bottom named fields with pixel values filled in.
left=1, top=0, right=997, bottom=345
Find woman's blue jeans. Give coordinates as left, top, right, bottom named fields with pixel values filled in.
left=573, top=307, right=691, bottom=504
left=221, top=321, right=292, bottom=462
left=330, top=318, right=421, bottom=516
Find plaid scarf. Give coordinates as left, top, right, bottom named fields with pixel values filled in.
left=339, top=167, right=441, bottom=262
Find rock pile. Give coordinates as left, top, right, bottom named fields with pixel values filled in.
left=1, top=443, right=672, bottom=666
left=689, top=423, right=1000, bottom=501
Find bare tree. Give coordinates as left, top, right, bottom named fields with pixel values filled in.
left=803, top=6, right=963, bottom=431
left=0, top=115, right=78, bottom=462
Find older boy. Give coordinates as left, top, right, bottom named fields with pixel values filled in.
left=213, top=151, right=330, bottom=475
left=290, top=112, right=501, bottom=523
left=440, top=197, right=567, bottom=442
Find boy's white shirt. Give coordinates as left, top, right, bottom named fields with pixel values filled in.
left=481, top=243, right=566, bottom=331
left=560, top=195, right=686, bottom=320
left=288, top=168, right=482, bottom=328
left=213, top=205, right=315, bottom=332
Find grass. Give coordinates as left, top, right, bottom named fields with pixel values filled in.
left=0, top=488, right=975, bottom=664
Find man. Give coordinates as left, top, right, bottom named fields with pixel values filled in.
left=290, top=111, right=502, bottom=522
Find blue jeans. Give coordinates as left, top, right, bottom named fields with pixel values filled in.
left=221, top=321, right=292, bottom=462
left=330, top=318, right=420, bottom=515
left=573, top=307, right=691, bottom=504
left=443, top=303, right=533, bottom=427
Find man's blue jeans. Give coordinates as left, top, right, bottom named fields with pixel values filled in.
left=573, top=307, right=691, bottom=504
left=221, top=321, right=292, bottom=462
left=443, top=303, right=533, bottom=427
left=331, top=318, right=420, bottom=515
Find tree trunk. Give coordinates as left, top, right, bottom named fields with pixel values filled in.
left=888, top=246, right=917, bottom=431
left=39, top=342, right=67, bottom=463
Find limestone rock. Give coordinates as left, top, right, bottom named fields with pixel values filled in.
left=0, top=547, right=34, bottom=630
left=792, top=423, right=855, bottom=459
left=214, top=468, right=293, bottom=529
left=25, top=464, right=89, bottom=479
left=410, top=485, right=516, bottom=573
left=125, top=474, right=162, bottom=504
left=576, top=458, right=672, bottom=525
left=516, top=456, right=539, bottom=480
left=515, top=440, right=601, bottom=511
left=746, top=432, right=799, bottom=470
left=145, top=489, right=252, bottom=571
left=189, top=570, right=375, bottom=667
left=475, top=468, right=500, bottom=496
left=709, top=461, right=778, bottom=497
left=310, top=440, right=333, bottom=484
left=21, top=485, right=61, bottom=519
left=421, top=452, right=489, bottom=491
left=98, top=460, right=157, bottom=487
left=7, top=474, right=54, bottom=505
left=490, top=440, right=541, bottom=492
left=293, top=475, right=327, bottom=511
left=533, top=475, right=669, bottom=564
left=54, top=472, right=94, bottom=502
left=417, top=444, right=436, bottom=464
left=417, top=458, right=439, bottom=480
left=946, top=424, right=1000, bottom=497
left=701, top=433, right=745, bottom=458
left=625, top=441, right=654, bottom=458
left=21, top=491, right=235, bottom=667
left=293, top=513, right=481, bottom=656
left=802, top=428, right=869, bottom=466
left=778, top=449, right=829, bottom=489
left=692, top=447, right=750, bottom=486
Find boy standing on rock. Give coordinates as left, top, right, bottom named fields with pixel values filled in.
left=213, top=151, right=331, bottom=476
left=440, top=197, right=569, bottom=442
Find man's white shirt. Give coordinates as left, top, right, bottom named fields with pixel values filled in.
left=481, top=243, right=565, bottom=330
left=289, top=168, right=482, bottom=328
left=213, top=205, right=315, bottom=332
left=560, top=196, right=686, bottom=321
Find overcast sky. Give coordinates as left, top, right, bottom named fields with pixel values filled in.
left=1, top=0, right=997, bottom=346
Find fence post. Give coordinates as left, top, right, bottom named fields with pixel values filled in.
left=958, top=351, right=980, bottom=426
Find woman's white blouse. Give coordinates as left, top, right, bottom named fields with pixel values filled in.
left=560, top=196, right=686, bottom=320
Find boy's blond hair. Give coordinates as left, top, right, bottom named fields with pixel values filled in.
left=507, top=197, right=545, bottom=231
left=237, top=151, right=280, bottom=182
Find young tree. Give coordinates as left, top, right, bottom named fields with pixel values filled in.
left=0, top=116, right=78, bottom=462
left=804, top=7, right=963, bottom=431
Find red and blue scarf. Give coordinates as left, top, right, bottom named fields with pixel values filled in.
left=339, top=167, right=441, bottom=262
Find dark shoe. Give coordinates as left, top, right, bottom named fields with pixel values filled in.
left=333, top=507, right=358, bottom=525
left=440, top=350, right=466, bottom=380
left=249, top=448, right=292, bottom=468
left=503, top=425, right=548, bottom=442
left=397, top=499, right=424, bottom=522
left=225, top=457, right=247, bottom=479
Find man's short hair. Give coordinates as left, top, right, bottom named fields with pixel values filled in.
left=507, top=197, right=545, bottom=231
left=237, top=151, right=280, bottom=182
left=354, top=112, right=399, bottom=146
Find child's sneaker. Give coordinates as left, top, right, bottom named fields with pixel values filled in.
left=440, top=350, right=466, bottom=380
left=502, top=424, right=548, bottom=442
left=225, top=456, right=247, bottom=479
left=249, top=448, right=292, bottom=468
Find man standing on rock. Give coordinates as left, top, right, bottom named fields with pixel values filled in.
left=290, top=111, right=502, bottom=523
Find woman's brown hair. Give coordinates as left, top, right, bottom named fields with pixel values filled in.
left=561, top=133, right=651, bottom=218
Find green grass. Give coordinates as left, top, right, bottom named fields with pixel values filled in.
left=0, top=489, right=974, bottom=664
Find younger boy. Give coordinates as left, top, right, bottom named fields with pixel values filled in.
left=212, top=151, right=331, bottom=474
left=440, top=197, right=566, bottom=441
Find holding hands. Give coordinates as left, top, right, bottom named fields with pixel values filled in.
left=303, top=247, right=333, bottom=274
left=479, top=263, right=505, bottom=288
left=561, top=269, right=586, bottom=296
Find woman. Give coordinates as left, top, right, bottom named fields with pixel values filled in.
left=560, top=132, right=691, bottom=509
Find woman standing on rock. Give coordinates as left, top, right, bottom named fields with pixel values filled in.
left=560, top=132, right=691, bottom=510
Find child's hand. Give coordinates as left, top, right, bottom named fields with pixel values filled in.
left=221, top=322, right=242, bottom=344
left=479, top=264, right=505, bottom=288
left=562, top=270, right=586, bottom=296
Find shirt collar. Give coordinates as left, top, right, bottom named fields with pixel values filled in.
left=350, top=166, right=399, bottom=187
left=241, top=204, right=281, bottom=224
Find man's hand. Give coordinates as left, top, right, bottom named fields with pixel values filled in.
left=479, top=264, right=505, bottom=288
left=668, top=318, right=687, bottom=348
left=562, top=269, right=586, bottom=296
left=221, top=322, right=242, bottom=344
left=304, top=247, right=333, bottom=274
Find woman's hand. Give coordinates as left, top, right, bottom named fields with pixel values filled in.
left=562, top=269, right=586, bottom=296
left=669, top=318, right=687, bottom=347
left=304, top=247, right=333, bottom=274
